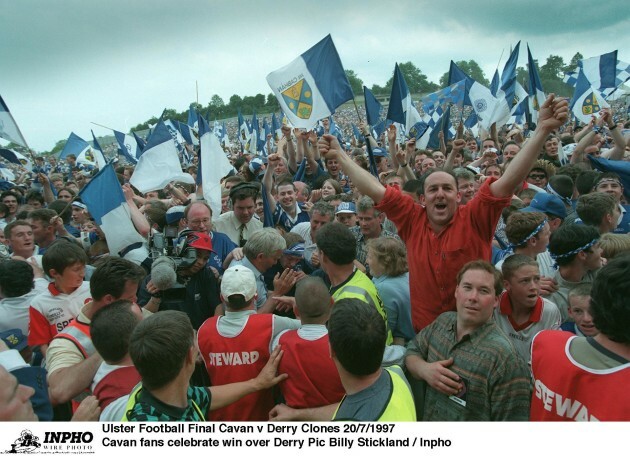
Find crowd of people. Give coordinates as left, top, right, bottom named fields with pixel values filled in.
left=1, top=92, right=630, bottom=422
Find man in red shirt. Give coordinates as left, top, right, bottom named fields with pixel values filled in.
left=318, top=94, right=568, bottom=332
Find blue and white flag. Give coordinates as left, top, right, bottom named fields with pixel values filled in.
left=507, top=82, right=528, bottom=125
left=198, top=116, right=234, bottom=216
left=569, top=69, right=610, bottom=124
left=527, top=45, right=546, bottom=124
left=164, top=119, right=192, bottom=164
left=0, top=95, right=28, bottom=148
left=59, top=132, right=89, bottom=160
left=129, top=121, right=195, bottom=194
left=114, top=130, right=139, bottom=165
left=425, top=105, right=451, bottom=150
left=266, top=34, right=353, bottom=130
left=363, top=86, right=386, bottom=138
left=420, top=80, right=466, bottom=115
left=0, top=148, right=31, bottom=170
left=329, top=115, right=345, bottom=142
left=448, top=61, right=497, bottom=128
left=387, top=63, right=427, bottom=139
left=79, top=164, right=145, bottom=257
left=187, top=104, right=199, bottom=130
left=565, top=54, right=629, bottom=98
left=490, top=42, right=521, bottom=127
left=90, top=130, right=108, bottom=169
left=581, top=51, right=618, bottom=91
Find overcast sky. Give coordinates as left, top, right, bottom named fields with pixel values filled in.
left=1, top=0, right=628, bottom=152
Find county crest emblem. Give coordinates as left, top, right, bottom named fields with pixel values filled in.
left=282, top=79, right=313, bottom=119
left=581, top=92, right=601, bottom=116
left=474, top=99, right=488, bottom=113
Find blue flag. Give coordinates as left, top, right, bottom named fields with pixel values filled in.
left=266, top=34, right=353, bottom=129
left=490, top=69, right=500, bottom=96
left=420, top=80, right=466, bottom=114
left=133, top=132, right=146, bottom=152
left=59, top=132, right=89, bottom=160
left=363, top=86, right=386, bottom=137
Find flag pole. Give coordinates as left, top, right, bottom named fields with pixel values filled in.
left=196, top=81, right=199, bottom=109
left=352, top=98, right=363, bottom=123
left=90, top=122, right=116, bottom=132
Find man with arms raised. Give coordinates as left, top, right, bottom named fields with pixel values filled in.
left=318, top=95, right=568, bottom=332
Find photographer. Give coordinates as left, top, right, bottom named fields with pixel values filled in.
left=137, top=231, right=221, bottom=330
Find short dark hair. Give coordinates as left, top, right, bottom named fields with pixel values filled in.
left=91, top=300, right=139, bottom=363
left=549, top=224, right=600, bottom=266
left=501, top=254, right=539, bottom=281
left=576, top=193, right=617, bottom=228
left=0, top=260, right=34, bottom=298
left=42, top=239, right=88, bottom=278
left=457, top=260, right=503, bottom=296
left=402, top=179, right=422, bottom=196
left=316, top=222, right=356, bottom=265
left=590, top=255, right=630, bottom=344
left=575, top=170, right=600, bottom=196
left=89, top=257, right=145, bottom=301
left=129, top=311, right=194, bottom=390
left=328, top=299, right=386, bottom=376
left=28, top=208, right=57, bottom=226
left=25, top=191, right=45, bottom=206
left=47, top=200, right=72, bottom=224
left=225, top=294, right=249, bottom=310
left=229, top=182, right=260, bottom=204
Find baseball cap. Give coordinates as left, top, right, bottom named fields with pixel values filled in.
left=184, top=231, right=214, bottom=252
left=336, top=202, right=357, bottom=214
left=221, top=266, right=257, bottom=300
left=165, top=205, right=185, bottom=225
left=0, top=329, right=27, bottom=351
left=520, top=192, right=567, bottom=219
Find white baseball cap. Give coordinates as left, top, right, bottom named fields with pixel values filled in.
left=221, top=266, right=257, bottom=301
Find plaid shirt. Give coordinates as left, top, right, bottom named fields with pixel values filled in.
left=406, top=312, right=531, bottom=421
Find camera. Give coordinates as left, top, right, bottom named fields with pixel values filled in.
left=148, top=226, right=197, bottom=270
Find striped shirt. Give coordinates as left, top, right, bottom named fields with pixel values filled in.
left=406, top=311, right=531, bottom=421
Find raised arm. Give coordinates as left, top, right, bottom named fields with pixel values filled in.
left=318, top=135, right=386, bottom=203
left=396, top=138, right=417, bottom=183
left=387, top=125, right=399, bottom=171
left=490, top=94, right=568, bottom=198
left=262, top=154, right=279, bottom=208
left=443, top=138, right=466, bottom=171
left=283, top=126, right=298, bottom=173
left=601, top=109, right=626, bottom=160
